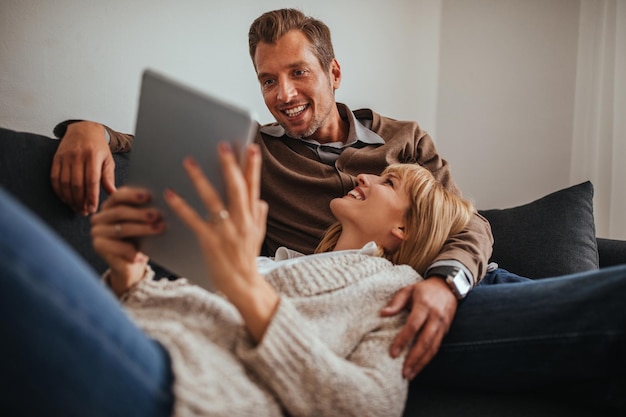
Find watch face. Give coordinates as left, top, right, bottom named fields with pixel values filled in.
left=445, top=268, right=470, bottom=298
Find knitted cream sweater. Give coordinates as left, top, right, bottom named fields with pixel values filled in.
left=121, top=252, right=420, bottom=417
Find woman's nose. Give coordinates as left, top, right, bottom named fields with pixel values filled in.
left=356, top=174, right=372, bottom=186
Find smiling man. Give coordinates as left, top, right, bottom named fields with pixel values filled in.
left=50, top=8, right=493, bottom=382
left=47, top=9, right=626, bottom=413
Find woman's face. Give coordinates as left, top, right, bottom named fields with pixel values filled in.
left=330, top=172, right=410, bottom=251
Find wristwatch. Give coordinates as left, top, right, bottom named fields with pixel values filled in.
left=427, top=265, right=471, bottom=300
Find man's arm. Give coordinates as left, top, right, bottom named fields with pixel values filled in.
left=50, top=120, right=134, bottom=215
left=409, top=128, right=494, bottom=286
left=374, top=117, right=494, bottom=380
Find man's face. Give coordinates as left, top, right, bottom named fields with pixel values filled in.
left=254, top=30, right=342, bottom=142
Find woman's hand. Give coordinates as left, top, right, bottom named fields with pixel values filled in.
left=91, top=187, right=165, bottom=296
left=163, top=143, right=277, bottom=343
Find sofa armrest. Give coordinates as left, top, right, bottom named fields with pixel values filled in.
left=597, top=238, right=626, bottom=268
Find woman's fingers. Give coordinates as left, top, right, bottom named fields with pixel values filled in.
left=91, top=186, right=165, bottom=264
left=218, top=142, right=250, bottom=221
left=180, top=142, right=260, bottom=226
left=100, top=186, right=150, bottom=210
left=244, top=144, right=262, bottom=211
left=163, top=187, right=209, bottom=234
left=181, top=154, right=228, bottom=216
left=92, top=233, right=143, bottom=263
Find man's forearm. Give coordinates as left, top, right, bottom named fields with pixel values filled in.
left=53, top=120, right=134, bottom=154
left=428, top=211, right=494, bottom=288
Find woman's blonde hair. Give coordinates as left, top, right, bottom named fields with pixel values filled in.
left=315, top=164, right=475, bottom=275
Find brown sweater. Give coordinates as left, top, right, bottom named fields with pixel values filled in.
left=118, top=252, right=417, bottom=417
left=93, top=105, right=492, bottom=284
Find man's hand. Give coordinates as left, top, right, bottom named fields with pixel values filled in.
left=51, top=121, right=116, bottom=215
left=381, top=277, right=458, bottom=380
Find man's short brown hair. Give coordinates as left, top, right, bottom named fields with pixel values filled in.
left=248, top=8, right=335, bottom=72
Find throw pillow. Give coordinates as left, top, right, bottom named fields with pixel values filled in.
left=478, top=181, right=599, bottom=279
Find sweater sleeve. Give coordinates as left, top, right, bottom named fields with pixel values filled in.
left=235, top=298, right=408, bottom=417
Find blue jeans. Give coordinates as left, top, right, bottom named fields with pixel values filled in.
left=0, top=188, right=174, bottom=417
left=414, top=265, right=626, bottom=411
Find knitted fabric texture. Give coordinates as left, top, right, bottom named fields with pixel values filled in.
left=122, top=253, right=420, bottom=417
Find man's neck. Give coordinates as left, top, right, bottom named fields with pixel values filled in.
left=306, top=105, right=350, bottom=144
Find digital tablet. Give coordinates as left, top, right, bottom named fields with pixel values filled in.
left=128, top=69, right=257, bottom=290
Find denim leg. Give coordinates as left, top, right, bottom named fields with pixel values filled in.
left=415, top=266, right=626, bottom=411
left=0, top=188, right=174, bottom=417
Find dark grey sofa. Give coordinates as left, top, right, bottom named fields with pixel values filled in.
left=1, top=127, right=624, bottom=416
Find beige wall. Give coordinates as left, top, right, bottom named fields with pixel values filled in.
left=436, top=0, right=580, bottom=209
left=3, top=0, right=613, bottom=236
left=0, top=0, right=441, bottom=137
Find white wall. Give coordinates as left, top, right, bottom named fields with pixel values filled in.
left=436, top=0, right=580, bottom=210
left=0, top=0, right=441, bottom=136
left=3, top=0, right=620, bottom=238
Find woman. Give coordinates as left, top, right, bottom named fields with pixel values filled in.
left=0, top=143, right=473, bottom=417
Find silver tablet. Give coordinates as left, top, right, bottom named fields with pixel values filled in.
left=128, top=69, right=257, bottom=290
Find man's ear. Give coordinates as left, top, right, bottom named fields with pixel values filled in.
left=330, top=58, right=341, bottom=89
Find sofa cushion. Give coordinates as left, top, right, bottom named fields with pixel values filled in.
left=479, top=181, right=599, bottom=278
left=0, top=127, right=129, bottom=274
left=0, top=127, right=176, bottom=278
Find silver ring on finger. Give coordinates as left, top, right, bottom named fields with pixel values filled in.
left=114, top=223, right=122, bottom=237
left=207, top=209, right=230, bottom=225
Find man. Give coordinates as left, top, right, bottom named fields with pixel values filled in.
left=51, top=9, right=493, bottom=381
left=50, top=9, right=626, bottom=411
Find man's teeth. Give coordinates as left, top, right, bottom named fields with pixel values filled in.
left=348, top=190, right=363, bottom=200
left=284, top=105, right=307, bottom=117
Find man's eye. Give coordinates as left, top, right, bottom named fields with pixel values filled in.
left=262, top=79, right=275, bottom=88
left=293, top=69, right=306, bottom=77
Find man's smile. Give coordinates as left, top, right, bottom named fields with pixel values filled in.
left=282, top=104, right=309, bottom=118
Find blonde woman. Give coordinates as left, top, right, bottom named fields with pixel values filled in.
left=0, top=143, right=473, bottom=417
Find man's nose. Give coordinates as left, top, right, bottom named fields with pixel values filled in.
left=277, top=79, right=297, bottom=102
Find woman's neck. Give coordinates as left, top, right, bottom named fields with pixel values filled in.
left=333, top=234, right=371, bottom=252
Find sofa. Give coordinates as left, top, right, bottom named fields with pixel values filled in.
left=1, top=126, right=624, bottom=416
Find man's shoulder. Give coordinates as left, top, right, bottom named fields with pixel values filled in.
left=352, top=107, right=416, bottom=125
left=352, top=107, right=421, bottom=135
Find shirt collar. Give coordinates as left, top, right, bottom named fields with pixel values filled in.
left=259, top=103, right=384, bottom=147
left=273, top=241, right=381, bottom=262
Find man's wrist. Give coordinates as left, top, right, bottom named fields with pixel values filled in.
left=426, top=265, right=472, bottom=300
left=53, top=119, right=84, bottom=139
left=53, top=120, right=111, bottom=143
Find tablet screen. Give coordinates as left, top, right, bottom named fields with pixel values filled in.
left=128, top=69, right=257, bottom=290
